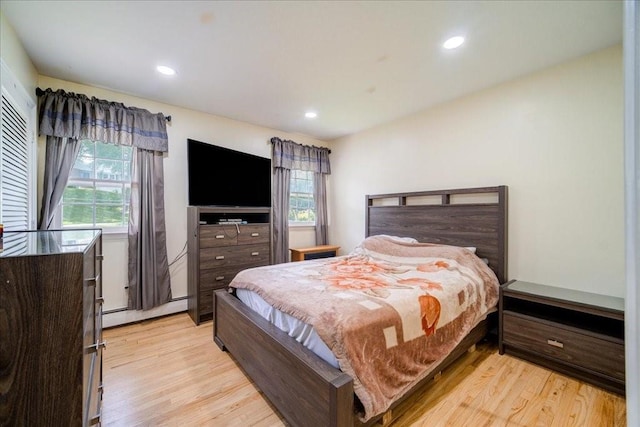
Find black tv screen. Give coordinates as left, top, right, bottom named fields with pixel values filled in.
left=187, top=139, right=271, bottom=207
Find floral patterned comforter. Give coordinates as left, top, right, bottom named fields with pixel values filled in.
left=229, top=235, right=500, bottom=422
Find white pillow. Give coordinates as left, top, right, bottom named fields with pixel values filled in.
left=374, top=234, right=419, bottom=244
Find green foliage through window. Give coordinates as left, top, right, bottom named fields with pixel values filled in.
left=289, top=170, right=315, bottom=223
left=61, top=140, right=132, bottom=228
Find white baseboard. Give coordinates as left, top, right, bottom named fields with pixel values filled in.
left=103, top=299, right=188, bottom=328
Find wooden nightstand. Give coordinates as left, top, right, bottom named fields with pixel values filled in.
left=290, top=245, right=340, bottom=262
left=499, top=280, right=625, bottom=395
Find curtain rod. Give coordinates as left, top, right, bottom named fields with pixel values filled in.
left=270, top=138, right=331, bottom=154
left=35, top=87, right=171, bottom=122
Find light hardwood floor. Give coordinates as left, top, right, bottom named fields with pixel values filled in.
left=102, top=313, right=626, bottom=426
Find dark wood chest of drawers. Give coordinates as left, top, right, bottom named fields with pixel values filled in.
left=0, top=229, right=104, bottom=426
left=499, top=280, right=625, bottom=395
left=188, top=207, right=271, bottom=325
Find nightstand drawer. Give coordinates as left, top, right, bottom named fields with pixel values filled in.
left=503, top=312, right=625, bottom=381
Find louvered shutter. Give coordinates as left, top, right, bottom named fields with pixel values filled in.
left=0, top=91, right=30, bottom=231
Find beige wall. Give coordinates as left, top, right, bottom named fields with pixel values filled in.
left=329, top=45, right=624, bottom=297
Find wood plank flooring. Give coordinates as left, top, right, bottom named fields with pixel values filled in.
left=101, top=313, right=626, bottom=426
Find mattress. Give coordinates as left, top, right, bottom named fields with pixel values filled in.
left=236, top=287, right=340, bottom=368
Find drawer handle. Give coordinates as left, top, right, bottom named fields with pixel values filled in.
left=216, top=276, right=225, bottom=281
left=96, top=254, right=104, bottom=261
left=86, top=275, right=100, bottom=286
left=251, top=252, right=260, bottom=256
left=88, top=340, right=108, bottom=353
left=251, top=232, right=259, bottom=237
left=215, top=255, right=225, bottom=260
left=547, top=339, right=564, bottom=349
left=90, top=412, right=101, bottom=425
left=96, top=297, right=104, bottom=304
left=215, top=235, right=225, bottom=239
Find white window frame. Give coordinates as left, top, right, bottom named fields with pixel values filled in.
left=56, top=139, right=132, bottom=234
left=289, top=169, right=315, bottom=227
left=0, top=59, right=37, bottom=231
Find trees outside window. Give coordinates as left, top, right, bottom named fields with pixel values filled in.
left=289, top=169, right=315, bottom=224
left=60, top=140, right=132, bottom=231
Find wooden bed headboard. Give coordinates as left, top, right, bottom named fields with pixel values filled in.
left=365, top=185, right=508, bottom=284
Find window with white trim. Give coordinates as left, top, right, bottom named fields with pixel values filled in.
left=59, top=139, right=132, bottom=232
left=289, top=169, right=315, bottom=224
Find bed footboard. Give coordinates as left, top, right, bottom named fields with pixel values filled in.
left=214, top=289, right=355, bottom=427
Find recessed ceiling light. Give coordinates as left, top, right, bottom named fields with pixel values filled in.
left=305, top=111, right=317, bottom=119
left=156, top=65, right=176, bottom=76
left=443, top=36, right=465, bottom=50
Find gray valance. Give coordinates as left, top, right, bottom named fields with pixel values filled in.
left=37, top=88, right=169, bottom=152
left=271, top=137, right=331, bottom=174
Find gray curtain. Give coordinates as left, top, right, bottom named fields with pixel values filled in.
left=37, top=88, right=171, bottom=311
left=271, top=137, right=331, bottom=263
left=38, top=136, right=81, bottom=229
left=313, top=172, right=328, bottom=245
left=271, top=137, right=331, bottom=174
left=37, top=88, right=168, bottom=151
left=127, top=149, right=172, bottom=309
left=272, top=167, right=291, bottom=264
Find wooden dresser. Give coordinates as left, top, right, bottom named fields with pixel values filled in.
left=0, top=229, right=104, bottom=426
left=499, top=280, right=625, bottom=395
left=187, top=206, right=271, bottom=325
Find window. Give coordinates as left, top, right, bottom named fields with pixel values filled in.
left=289, top=169, right=315, bottom=224
left=60, top=140, right=132, bottom=231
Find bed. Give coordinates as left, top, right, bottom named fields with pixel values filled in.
left=214, top=186, right=508, bottom=426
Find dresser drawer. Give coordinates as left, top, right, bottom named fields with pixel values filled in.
left=199, top=249, right=270, bottom=289
left=503, top=312, right=625, bottom=381
left=237, top=224, right=270, bottom=245
left=200, top=288, right=215, bottom=314
left=200, top=243, right=270, bottom=269
left=199, top=225, right=238, bottom=247
left=200, top=267, right=239, bottom=291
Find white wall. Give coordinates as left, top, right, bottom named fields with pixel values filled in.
left=36, top=76, right=327, bottom=320
left=329, top=45, right=625, bottom=297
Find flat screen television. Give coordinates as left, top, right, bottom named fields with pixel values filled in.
left=187, top=138, right=271, bottom=207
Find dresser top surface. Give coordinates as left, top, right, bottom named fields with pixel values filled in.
left=0, top=229, right=101, bottom=258
left=503, top=280, right=624, bottom=313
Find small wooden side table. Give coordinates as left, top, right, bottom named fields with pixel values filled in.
left=290, top=245, right=340, bottom=262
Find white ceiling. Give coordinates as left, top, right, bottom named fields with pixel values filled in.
left=1, top=1, right=623, bottom=141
